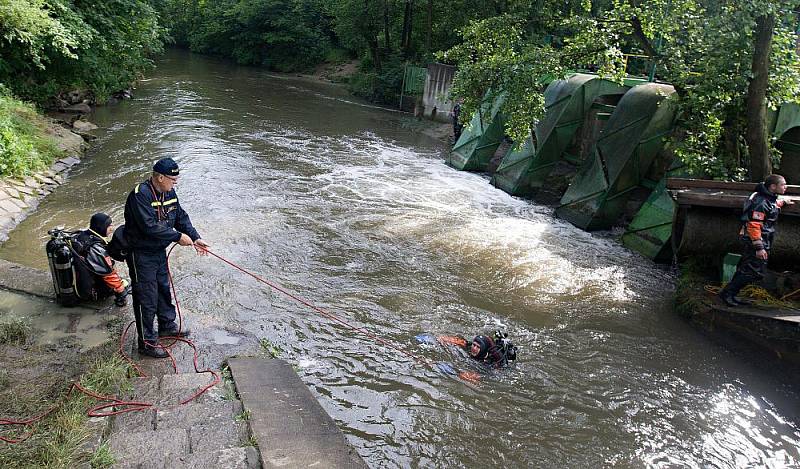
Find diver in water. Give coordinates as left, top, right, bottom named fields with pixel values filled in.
left=467, top=331, right=517, bottom=368
left=434, top=330, right=517, bottom=369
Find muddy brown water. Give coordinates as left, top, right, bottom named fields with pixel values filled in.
left=1, top=50, right=799, bottom=467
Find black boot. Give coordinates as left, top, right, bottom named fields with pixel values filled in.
left=158, top=327, right=190, bottom=338
left=719, top=273, right=749, bottom=308
left=138, top=344, right=168, bottom=359
left=718, top=290, right=739, bottom=307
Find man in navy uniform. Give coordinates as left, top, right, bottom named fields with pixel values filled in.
left=719, top=174, right=794, bottom=307
left=124, top=158, right=210, bottom=358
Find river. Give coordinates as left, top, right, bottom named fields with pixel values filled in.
left=2, top=50, right=799, bottom=468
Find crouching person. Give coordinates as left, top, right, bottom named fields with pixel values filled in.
left=73, top=213, right=131, bottom=306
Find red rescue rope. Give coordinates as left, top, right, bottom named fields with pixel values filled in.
left=2, top=242, right=475, bottom=444
left=203, top=248, right=434, bottom=368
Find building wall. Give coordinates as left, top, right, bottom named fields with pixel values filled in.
left=423, top=63, right=456, bottom=123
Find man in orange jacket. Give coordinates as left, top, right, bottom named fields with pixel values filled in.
left=719, top=174, right=794, bottom=307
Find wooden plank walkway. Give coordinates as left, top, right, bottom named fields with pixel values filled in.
left=667, top=178, right=800, bottom=215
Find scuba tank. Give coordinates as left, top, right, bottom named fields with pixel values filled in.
left=493, top=330, right=517, bottom=365
left=46, top=228, right=79, bottom=306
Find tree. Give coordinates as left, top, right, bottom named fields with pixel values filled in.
left=746, top=11, right=776, bottom=181
left=441, top=0, right=800, bottom=181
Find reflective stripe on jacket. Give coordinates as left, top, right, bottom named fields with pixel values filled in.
left=123, top=180, right=200, bottom=251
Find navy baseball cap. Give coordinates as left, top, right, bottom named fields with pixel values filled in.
left=153, top=157, right=180, bottom=176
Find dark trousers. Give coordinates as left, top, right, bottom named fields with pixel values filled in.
left=723, top=237, right=769, bottom=297
left=127, top=249, right=177, bottom=348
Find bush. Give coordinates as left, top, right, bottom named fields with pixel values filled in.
left=0, top=0, right=165, bottom=104
left=0, top=315, right=32, bottom=345
left=348, top=53, right=406, bottom=105
left=0, top=93, right=62, bottom=177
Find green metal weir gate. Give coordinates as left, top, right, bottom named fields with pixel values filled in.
left=445, top=74, right=800, bottom=262
left=491, top=74, right=630, bottom=196
left=447, top=93, right=506, bottom=171
left=556, top=83, right=677, bottom=231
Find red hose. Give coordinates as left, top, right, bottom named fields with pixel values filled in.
left=1, top=243, right=219, bottom=444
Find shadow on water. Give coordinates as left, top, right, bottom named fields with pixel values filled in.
left=0, top=49, right=799, bottom=467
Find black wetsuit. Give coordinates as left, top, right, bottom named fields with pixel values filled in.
left=721, top=182, right=785, bottom=300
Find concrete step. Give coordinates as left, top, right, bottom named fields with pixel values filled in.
left=228, top=358, right=367, bottom=468
left=157, top=399, right=243, bottom=429
left=108, top=428, right=189, bottom=464
left=173, top=446, right=261, bottom=469
left=190, top=420, right=249, bottom=452
left=118, top=372, right=227, bottom=407
left=111, top=399, right=243, bottom=434
left=113, top=446, right=261, bottom=469
left=108, top=419, right=249, bottom=467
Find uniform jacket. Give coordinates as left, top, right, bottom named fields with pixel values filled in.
left=739, top=182, right=785, bottom=250
left=124, top=179, right=200, bottom=251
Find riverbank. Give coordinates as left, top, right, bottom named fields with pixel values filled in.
left=0, top=94, right=101, bottom=243
left=0, top=258, right=127, bottom=466
left=674, top=263, right=800, bottom=365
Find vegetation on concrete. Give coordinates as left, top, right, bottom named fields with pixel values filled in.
left=219, top=364, right=239, bottom=401
left=0, top=315, right=32, bottom=345
left=0, top=345, right=132, bottom=469
left=89, top=442, right=115, bottom=468
left=0, top=91, right=62, bottom=177
left=259, top=337, right=281, bottom=358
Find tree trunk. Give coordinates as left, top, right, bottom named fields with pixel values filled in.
left=745, top=13, right=775, bottom=182
left=363, top=0, right=381, bottom=73
left=383, top=0, right=391, bottom=51
left=369, top=38, right=382, bottom=73
left=401, top=0, right=414, bottom=56
left=426, top=0, right=432, bottom=53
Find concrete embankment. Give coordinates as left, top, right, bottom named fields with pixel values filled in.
left=0, top=257, right=367, bottom=468
left=0, top=112, right=90, bottom=243
left=675, top=272, right=800, bottom=364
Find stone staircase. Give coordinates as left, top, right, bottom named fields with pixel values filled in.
left=106, top=373, right=261, bottom=468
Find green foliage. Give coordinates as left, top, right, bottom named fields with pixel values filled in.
left=0, top=0, right=166, bottom=103
left=349, top=54, right=406, bottom=104
left=0, top=315, right=32, bottom=345
left=0, top=93, right=62, bottom=177
left=234, top=409, right=251, bottom=422
left=441, top=9, right=626, bottom=145
left=158, top=0, right=330, bottom=72
left=89, top=443, right=115, bottom=469
left=0, top=353, right=131, bottom=469
left=78, top=356, right=134, bottom=396
left=441, top=0, right=800, bottom=180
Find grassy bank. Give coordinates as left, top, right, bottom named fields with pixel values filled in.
left=0, top=90, right=62, bottom=178
left=0, top=322, right=132, bottom=469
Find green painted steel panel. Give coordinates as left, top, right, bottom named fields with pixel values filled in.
left=492, top=135, right=536, bottom=190
left=403, top=66, right=427, bottom=94
left=491, top=74, right=628, bottom=196
left=620, top=158, right=688, bottom=261
left=448, top=93, right=506, bottom=171
left=772, top=102, right=800, bottom=139
left=557, top=83, right=677, bottom=230
left=621, top=177, right=676, bottom=260
left=722, top=253, right=741, bottom=284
